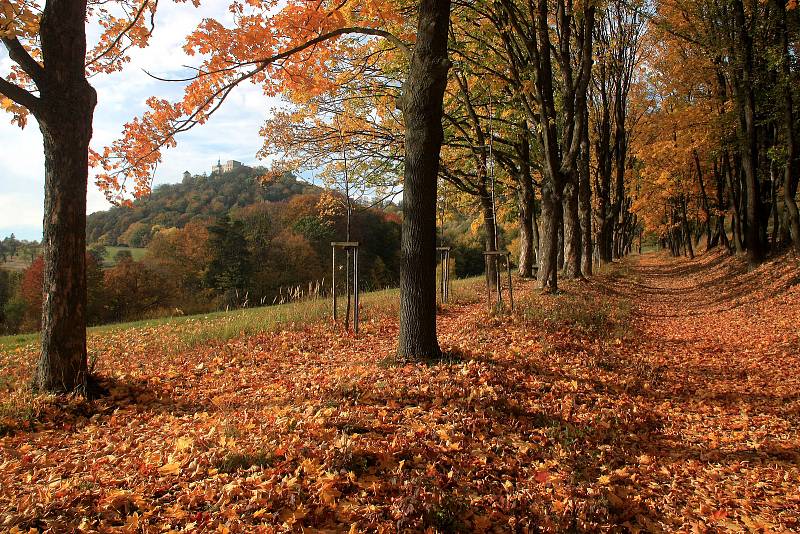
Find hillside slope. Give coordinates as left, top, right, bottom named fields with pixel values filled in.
left=87, top=167, right=320, bottom=246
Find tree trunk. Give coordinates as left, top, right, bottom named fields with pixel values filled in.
left=579, top=105, right=592, bottom=276
left=784, top=133, right=800, bottom=254
left=532, top=191, right=540, bottom=263
left=516, top=130, right=536, bottom=278
left=724, top=152, right=745, bottom=253
left=517, top=174, right=536, bottom=278
left=557, top=207, right=565, bottom=271
left=33, top=0, right=97, bottom=394
left=538, top=183, right=561, bottom=291
left=770, top=162, right=780, bottom=252
left=595, top=72, right=614, bottom=265
left=397, top=0, right=450, bottom=361
left=681, top=195, right=695, bottom=260
left=732, top=0, right=764, bottom=267
left=694, top=151, right=713, bottom=251
left=562, top=173, right=581, bottom=278
left=774, top=0, right=800, bottom=253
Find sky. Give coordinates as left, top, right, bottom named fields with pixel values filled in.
left=0, top=2, right=284, bottom=241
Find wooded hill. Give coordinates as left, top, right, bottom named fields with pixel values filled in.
left=86, top=166, right=318, bottom=247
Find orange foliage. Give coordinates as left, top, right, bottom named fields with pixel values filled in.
left=629, top=2, right=722, bottom=238
left=1, top=0, right=198, bottom=129
left=96, top=0, right=409, bottom=204
left=18, top=255, right=43, bottom=330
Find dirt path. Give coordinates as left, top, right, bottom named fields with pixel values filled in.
left=595, top=251, right=800, bottom=532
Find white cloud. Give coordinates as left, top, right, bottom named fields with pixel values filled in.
left=0, top=192, right=42, bottom=240
left=0, top=1, right=282, bottom=240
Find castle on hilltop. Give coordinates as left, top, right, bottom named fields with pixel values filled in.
left=211, top=159, right=244, bottom=175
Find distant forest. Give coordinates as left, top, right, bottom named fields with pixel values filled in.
left=1, top=167, right=485, bottom=334
left=86, top=166, right=318, bottom=247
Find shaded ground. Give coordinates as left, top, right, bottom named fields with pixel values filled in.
left=0, top=250, right=798, bottom=532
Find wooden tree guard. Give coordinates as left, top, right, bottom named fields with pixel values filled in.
left=331, top=242, right=360, bottom=334
left=483, top=250, right=514, bottom=312
left=437, top=247, right=452, bottom=304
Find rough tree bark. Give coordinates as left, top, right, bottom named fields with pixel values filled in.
left=517, top=172, right=536, bottom=277
left=397, top=0, right=450, bottom=361
left=31, top=0, right=97, bottom=394
left=732, top=0, right=764, bottom=266
left=516, top=126, right=537, bottom=277
left=774, top=0, right=800, bottom=253
left=694, top=150, right=713, bottom=250
left=712, top=159, right=731, bottom=250
left=579, top=104, right=593, bottom=275
left=538, top=183, right=561, bottom=290
left=537, top=0, right=594, bottom=291
left=593, top=59, right=615, bottom=264
left=610, top=90, right=628, bottom=260
left=681, top=195, right=695, bottom=260
left=723, top=152, right=745, bottom=253
left=562, top=173, right=581, bottom=278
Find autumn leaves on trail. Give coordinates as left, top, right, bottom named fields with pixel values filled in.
left=2, top=251, right=798, bottom=531
left=603, top=253, right=800, bottom=531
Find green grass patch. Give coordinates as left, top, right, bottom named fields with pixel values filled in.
left=0, top=256, right=35, bottom=272
left=102, top=246, right=147, bottom=266
left=0, top=277, right=483, bottom=355
left=593, top=260, right=634, bottom=280
left=422, top=494, right=468, bottom=533
left=519, top=290, right=632, bottom=339
left=0, top=390, right=40, bottom=436
left=215, top=451, right=275, bottom=473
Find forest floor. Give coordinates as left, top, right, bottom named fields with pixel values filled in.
left=1, top=250, right=799, bottom=532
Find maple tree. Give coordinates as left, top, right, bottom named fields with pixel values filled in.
left=395, top=0, right=451, bottom=360
left=476, top=0, right=595, bottom=291
left=439, top=61, right=509, bottom=285
left=0, top=0, right=199, bottom=394
left=590, top=0, right=647, bottom=264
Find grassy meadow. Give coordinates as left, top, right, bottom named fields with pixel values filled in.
left=0, top=276, right=482, bottom=356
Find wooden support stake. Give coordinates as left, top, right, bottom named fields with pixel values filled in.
left=445, top=249, right=451, bottom=302
left=437, top=247, right=451, bottom=304
left=331, top=242, right=360, bottom=334
left=506, top=252, right=514, bottom=311
left=484, top=250, right=514, bottom=312
left=484, top=251, right=494, bottom=312
left=332, top=246, right=337, bottom=321
left=495, top=255, right=502, bottom=308
left=353, top=246, right=359, bottom=334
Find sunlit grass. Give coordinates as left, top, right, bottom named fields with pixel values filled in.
left=102, top=246, right=147, bottom=266
left=0, top=277, right=482, bottom=355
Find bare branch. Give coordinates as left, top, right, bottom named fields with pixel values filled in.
left=2, top=37, right=46, bottom=86
left=144, top=26, right=410, bottom=83
left=0, top=75, right=40, bottom=112
left=110, top=25, right=411, bottom=185
left=86, top=0, right=157, bottom=69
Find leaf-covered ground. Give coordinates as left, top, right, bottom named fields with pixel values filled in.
left=1, top=251, right=799, bottom=532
